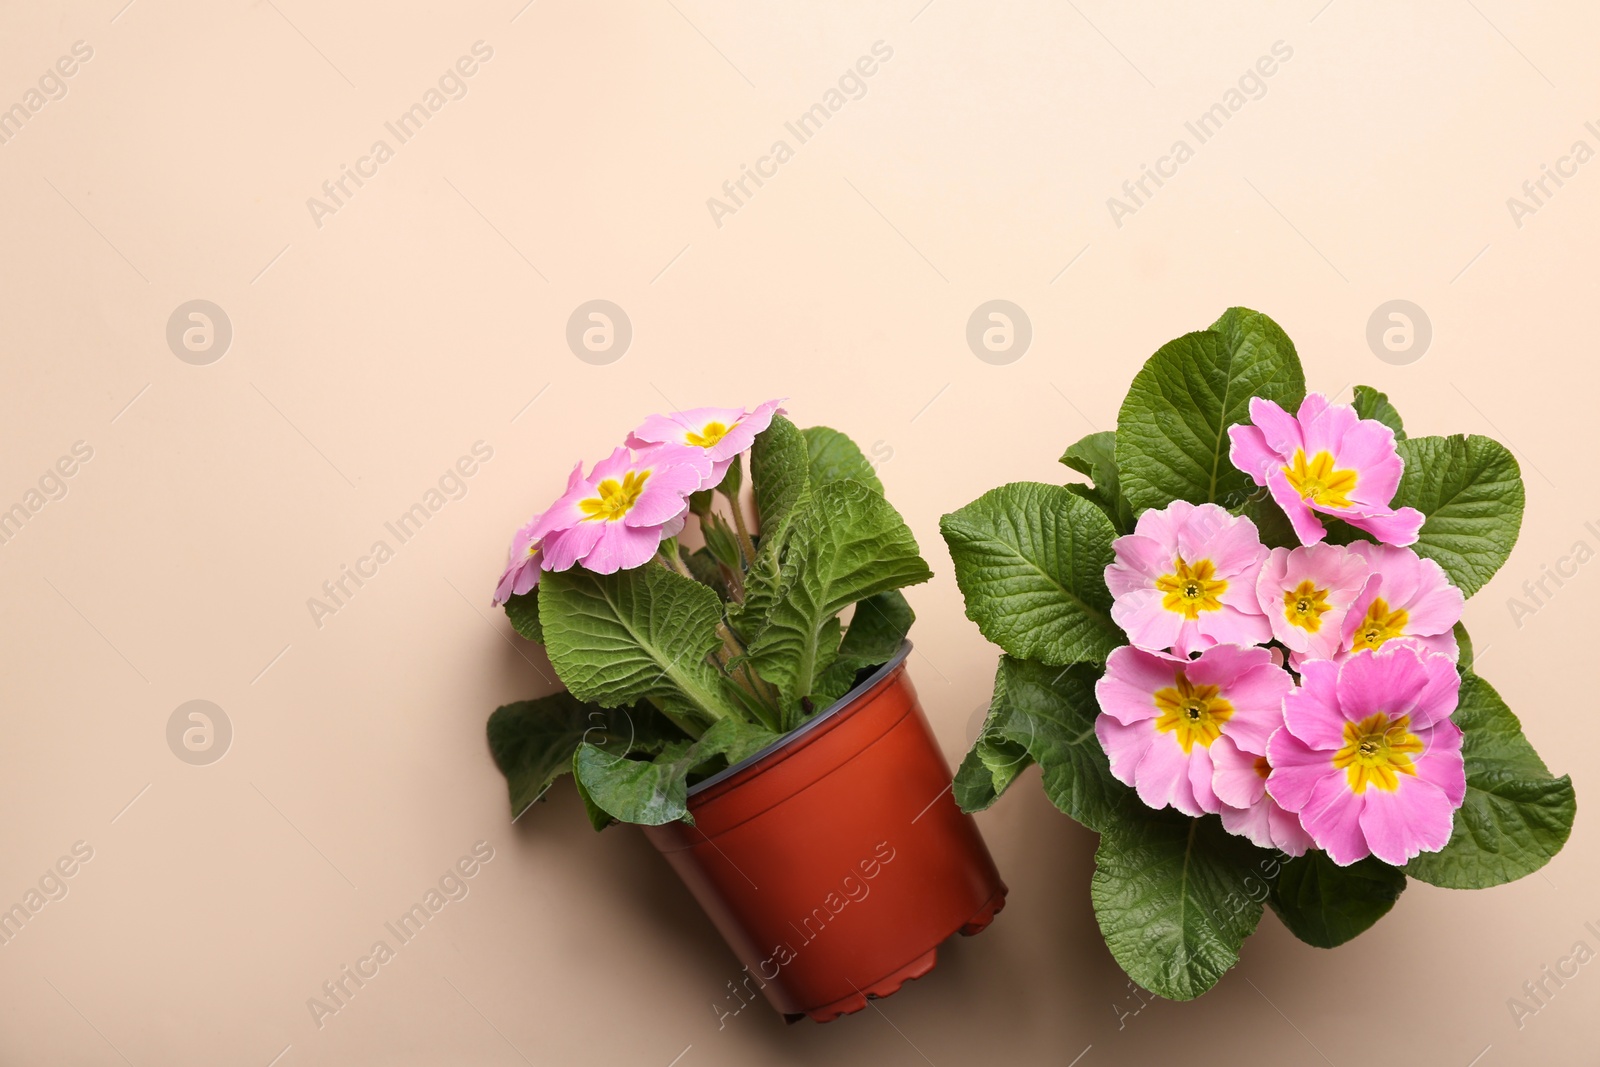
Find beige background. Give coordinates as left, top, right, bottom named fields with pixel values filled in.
left=1, top=1, right=1595, bottom=1064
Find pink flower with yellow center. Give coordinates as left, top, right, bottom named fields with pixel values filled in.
left=1254, top=543, right=1373, bottom=662
left=1095, top=644, right=1295, bottom=817
left=1105, top=501, right=1272, bottom=657
left=1228, top=394, right=1424, bottom=547
left=1210, top=706, right=1315, bottom=856
left=1267, top=643, right=1465, bottom=866
left=1337, top=542, right=1464, bottom=662
left=492, top=465, right=586, bottom=606
left=536, top=444, right=709, bottom=574
left=627, top=399, right=786, bottom=488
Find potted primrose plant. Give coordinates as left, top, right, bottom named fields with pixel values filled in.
left=942, top=308, right=1576, bottom=1000
left=484, top=400, right=1006, bottom=1023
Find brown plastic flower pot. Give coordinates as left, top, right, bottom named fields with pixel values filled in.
left=642, top=643, right=1007, bottom=1023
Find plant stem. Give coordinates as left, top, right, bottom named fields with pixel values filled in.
left=725, top=492, right=759, bottom=569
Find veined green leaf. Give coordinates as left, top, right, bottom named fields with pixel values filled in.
left=485, top=693, right=667, bottom=819
left=940, top=482, right=1123, bottom=665
left=1352, top=384, right=1405, bottom=439
left=1061, top=429, right=1135, bottom=535
left=1390, top=434, right=1524, bottom=598
left=540, top=565, right=744, bottom=731
left=573, top=717, right=781, bottom=826
left=745, top=481, right=932, bottom=711
left=503, top=590, right=542, bottom=643
left=1092, top=815, right=1271, bottom=1000
left=1405, top=672, right=1575, bottom=889
left=1116, top=307, right=1306, bottom=511
left=1268, top=851, right=1406, bottom=948
left=803, top=425, right=884, bottom=494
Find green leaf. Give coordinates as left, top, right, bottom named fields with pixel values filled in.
left=750, top=414, right=811, bottom=537
left=1453, top=621, right=1474, bottom=673
left=1268, top=852, right=1406, bottom=948
left=1231, top=488, right=1299, bottom=550
left=539, top=565, right=744, bottom=732
left=700, top=514, right=742, bottom=572
left=485, top=693, right=662, bottom=819
left=804, top=425, right=884, bottom=494
left=502, top=590, right=543, bottom=643
left=953, top=736, right=1035, bottom=813
left=1061, top=430, right=1135, bottom=535
left=683, top=546, right=730, bottom=600
left=939, top=483, right=1124, bottom=666
left=718, top=453, right=743, bottom=499
left=1116, top=307, right=1306, bottom=511
left=1405, top=673, right=1575, bottom=888
left=572, top=767, right=615, bottom=831
left=812, top=590, right=915, bottom=706
left=958, top=657, right=1135, bottom=830
left=745, top=481, right=932, bottom=711
left=736, top=415, right=814, bottom=638
left=1091, top=815, right=1270, bottom=1000
left=1352, top=384, right=1405, bottom=440
left=572, top=717, right=780, bottom=826
left=1390, top=435, right=1525, bottom=598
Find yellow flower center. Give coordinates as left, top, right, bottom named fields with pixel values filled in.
left=526, top=541, right=540, bottom=558
left=1155, top=557, right=1227, bottom=619
left=1283, top=449, right=1359, bottom=509
left=685, top=421, right=732, bottom=448
left=579, top=470, right=651, bottom=522
left=1282, top=578, right=1332, bottom=634
left=1252, top=755, right=1272, bottom=779
left=1350, top=597, right=1408, bottom=653
left=1153, top=672, right=1234, bottom=754
left=1332, top=712, right=1423, bottom=793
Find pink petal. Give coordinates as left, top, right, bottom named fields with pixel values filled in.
left=1266, top=801, right=1315, bottom=856
left=1110, top=589, right=1186, bottom=654
left=581, top=521, right=664, bottom=574
left=1300, top=772, right=1372, bottom=866
left=1249, top=396, right=1304, bottom=457
left=1211, top=735, right=1269, bottom=808
left=1096, top=714, right=1156, bottom=788
left=540, top=521, right=605, bottom=572
left=1296, top=393, right=1332, bottom=424
left=1335, top=645, right=1432, bottom=722
left=1358, top=777, right=1455, bottom=865
left=1280, top=659, right=1347, bottom=749
left=1228, top=424, right=1276, bottom=485
left=1220, top=800, right=1275, bottom=849
left=1133, top=732, right=1204, bottom=817
left=1322, top=416, right=1401, bottom=507
left=1340, top=506, right=1424, bottom=547
left=1106, top=534, right=1174, bottom=592
left=1413, top=720, right=1467, bottom=805
left=1096, top=646, right=1184, bottom=725
left=1266, top=466, right=1328, bottom=546
left=1265, top=727, right=1332, bottom=812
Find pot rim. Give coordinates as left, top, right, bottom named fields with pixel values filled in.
left=686, top=640, right=914, bottom=797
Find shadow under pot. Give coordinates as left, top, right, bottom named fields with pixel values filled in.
left=642, top=642, right=1007, bottom=1023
